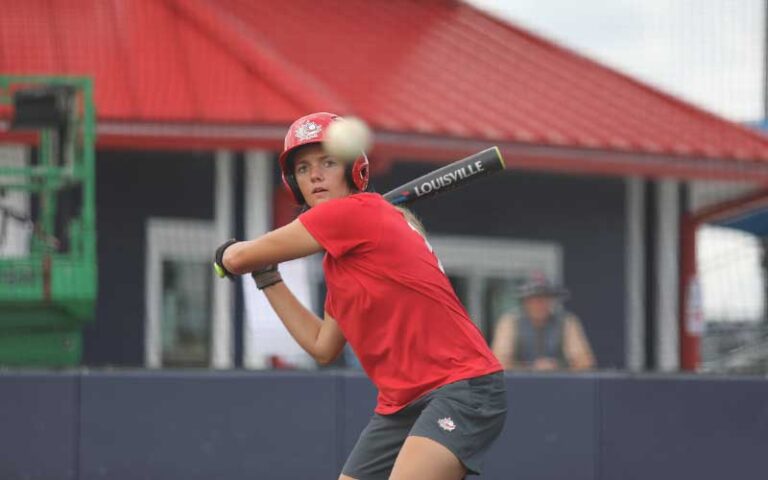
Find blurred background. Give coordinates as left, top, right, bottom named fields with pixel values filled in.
left=476, top=0, right=768, bottom=375
left=1, top=1, right=767, bottom=479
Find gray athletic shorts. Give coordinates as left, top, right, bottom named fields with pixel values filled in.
left=342, top=371, right=507, bottom=479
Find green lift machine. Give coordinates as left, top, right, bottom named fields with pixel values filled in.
left=0, top=76, right=97, bottom=366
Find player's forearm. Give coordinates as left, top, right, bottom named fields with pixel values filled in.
left=261, top=281, right=327, bottom=362
left=222, top=220, right=323, bottom=275
left=222, top=236, right=281, bottom=274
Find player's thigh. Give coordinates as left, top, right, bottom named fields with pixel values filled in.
left=403, top=372, right=507, bottom=476
left=342, top=413, right=414, bottom=480
left=389, top=435, right=466, bottom=480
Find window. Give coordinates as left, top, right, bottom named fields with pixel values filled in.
left=430, top=236, right=562, bottom=341
left=161, top=260, right=212, bottom=367
left=145, top=219, right=219, bottom=368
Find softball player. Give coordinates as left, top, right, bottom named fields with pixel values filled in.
left=215, top=112, right=507, bottom=480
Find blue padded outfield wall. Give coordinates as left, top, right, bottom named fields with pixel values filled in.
left=1, top=371, right=766, bottom=480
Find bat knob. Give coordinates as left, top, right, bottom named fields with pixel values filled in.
left=213, top=262, right=227, bottom=279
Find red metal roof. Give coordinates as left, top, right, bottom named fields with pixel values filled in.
left=2, top=0, right=768, bottom=180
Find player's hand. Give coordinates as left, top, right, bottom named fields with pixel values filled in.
left=214, top=239, right=237, bottom=280
left=251, top=264, right=282, bottom=290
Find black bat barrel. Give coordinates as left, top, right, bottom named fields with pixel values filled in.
left=383, top=147, right=505, bottom=206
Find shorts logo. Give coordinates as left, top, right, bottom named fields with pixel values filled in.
left=437, top=417, right=456, bottom=432
left=295, top=120, right=322, bottom=141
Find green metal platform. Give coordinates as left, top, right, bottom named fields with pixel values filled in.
left=0, top=76, right=97, bottom=366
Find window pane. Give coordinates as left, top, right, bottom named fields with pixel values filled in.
left=698, top=226, right=768, bottom=374
left=483, top=277, right=526, bottom=343
left=161, top=260, right=212, bottom=367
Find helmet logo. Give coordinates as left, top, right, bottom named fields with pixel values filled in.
left=295, top=120, right=323, bottom=142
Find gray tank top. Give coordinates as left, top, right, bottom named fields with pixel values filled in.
left=514, top=311, right=568, bottom=367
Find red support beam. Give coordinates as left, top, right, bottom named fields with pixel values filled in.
left=679, top=214, right=701, bottom=370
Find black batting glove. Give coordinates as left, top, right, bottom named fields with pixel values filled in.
left=251, top=264, right=282, bottom=290
left=213, top=239, right=237, bottom=280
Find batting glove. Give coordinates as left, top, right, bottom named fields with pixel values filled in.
left=252, top=264, right=282, bottom=290
left=213, top=239, right=237, bottom=280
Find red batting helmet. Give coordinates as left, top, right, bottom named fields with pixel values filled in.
left=278, top=112, right=370, bottom=205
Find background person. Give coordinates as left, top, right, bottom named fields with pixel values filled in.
left=491, top=275, right=595, bottom=371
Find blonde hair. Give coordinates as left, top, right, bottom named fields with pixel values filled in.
left=395, top=206, right=426, bottom=237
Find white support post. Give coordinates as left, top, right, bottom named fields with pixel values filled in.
left=212, top=150, right=234, bottom=369
left=656, top=179, right=680, bottom=371
left=243, top=150, right=272, bottom=369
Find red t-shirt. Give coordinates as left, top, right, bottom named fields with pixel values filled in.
left=299, top=193, right=502, bottom=414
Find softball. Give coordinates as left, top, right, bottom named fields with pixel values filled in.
left=323, top=116, right=372, bottom=161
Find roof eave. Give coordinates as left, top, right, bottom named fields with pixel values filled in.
left=3, top=119, right=767, bottom=183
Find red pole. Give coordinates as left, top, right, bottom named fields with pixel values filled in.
left=679, top=214, right=701, bottom=370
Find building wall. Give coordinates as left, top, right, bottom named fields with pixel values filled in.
left=375, top=164, right=627, bottom=368
left=83, top=150, right=214, bottom=366
left=85, top=153, right=625, bottom=368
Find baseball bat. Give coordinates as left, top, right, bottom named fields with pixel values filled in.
left=382, top=147, right=505, bottom=206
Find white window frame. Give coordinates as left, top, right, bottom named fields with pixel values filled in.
left=429, top=235, right=562, bottom=334
left=144, top=218, right=221, bottom=368
left=144, top=150, right=234, bottom=368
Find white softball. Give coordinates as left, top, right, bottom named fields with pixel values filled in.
left=323, top=116, right=372, bottom=161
